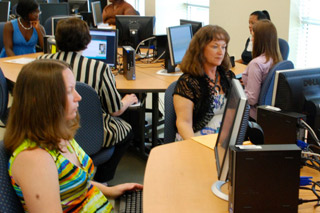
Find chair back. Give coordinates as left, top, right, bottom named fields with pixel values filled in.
left=0, top=68, right=8, bottom=125
left=75, top=82, right=104, bottom=155
left=279, top=38, right=289, bottom=60
left=258, top=60, right=294, bottom=106
left=164, top=81, right=177, bottom=143
left=0, top=141, right=24, bottom=213
left=0, top=22, right=6, bottom=52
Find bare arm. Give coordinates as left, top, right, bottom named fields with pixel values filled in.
left=31, top=21, right=45, bottom=50
left=11, top=148, right=62, bottom=213
left=3, top=22, right=15, bottom=56
left=110, top=93, right=138, bottom=117
left=91, top=181, right=143, bottom=200
left=173, top=94, right=194, bottom=140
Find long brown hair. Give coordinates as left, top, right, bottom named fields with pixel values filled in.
left=252, top=19, right=282, bottom=65
left=4, top=60, right=80, bottom=153
left=180, top=25, right=231, bottom=77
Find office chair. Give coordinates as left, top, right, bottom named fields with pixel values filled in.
left=74, top=82, right=114, bottom=167
left=258, top=60, right=294, bottom=106
left=164, top=81, right=177, bottom=143
left=0, top=22, right=6, bottom=52
left=279, top=38, right=290, bottom=60
left=0, top=68, right=9, bottom=127
left=0, top=141, right=24, bottom=213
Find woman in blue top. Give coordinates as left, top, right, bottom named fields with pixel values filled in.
left=0, top=0, right=45, bottom=57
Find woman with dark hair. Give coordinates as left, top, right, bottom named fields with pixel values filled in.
left=242, top=20, right=282, bottom=120
left=173, top=25, right=235, bottom=140
left=0, top=0, right=45, bottom=57
left=240, top=10, right=270, bottom=64
left=102, top=0, right=137, bottom=25
left=5, top=59, right=142, bottom=212
left=38, top=18, right=138, bottom=182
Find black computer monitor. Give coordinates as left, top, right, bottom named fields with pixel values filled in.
left=165, top=24, right=192, bottom=73
left=0, top=2, right=11, bottom=22
left=180, top=19, right=202, bottom=35
left=82, top=28, right=118, bottom=67
left=68, top=0, right=89, bottom=14
left=39, top=3, right=69, bottom=25
left=51, top=15, right=82, bottom=36
left=115, top=15, right=155, bottom=49
left=213, top=78, right=250, bottom=201
left=272, top=68, right=320, bottom=145
left=91, top=1, right=102, bottom=27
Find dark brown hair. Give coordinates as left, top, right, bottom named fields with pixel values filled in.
left=252, top=19, right=282, bottom=65
left=4, top=60, right=80, bottom=153
left=55, top=18, right=91, bottom=52
left=180, top=25, right=231, bottom=77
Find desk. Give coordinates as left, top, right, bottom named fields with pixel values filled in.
left=143, top=135, right=320, bottom=212
left=0, top=53, right=246, bottom=156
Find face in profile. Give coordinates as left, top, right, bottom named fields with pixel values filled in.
left=28, top=8, right=41, bottom=22
left=203, top=39, right=226, bottom=67
left=63, top=68, right=81, bottom=121
left=249, top=15, right=258, bottom=34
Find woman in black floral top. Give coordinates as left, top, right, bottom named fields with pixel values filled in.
left=173, top=25, right=235, bottom=140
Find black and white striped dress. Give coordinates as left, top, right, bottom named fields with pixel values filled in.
left=38, top=51, right=131, bottom=148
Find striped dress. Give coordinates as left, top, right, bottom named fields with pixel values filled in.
left=38, top=52, right=131, bottom=147
left=8, top=139, right=113, bottom=212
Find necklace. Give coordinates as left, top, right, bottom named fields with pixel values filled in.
left=18, top=17, right=33, bottom=30
left=207, top=71, right=221, bottom=95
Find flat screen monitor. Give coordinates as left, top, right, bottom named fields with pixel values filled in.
left=166, top=24, right=193, bottom=73
left=272, top=68, right=320, bottom=145
left=68, top=0, right=89, bottom=14
left=51, top=15, right=82, bottom=36
left=213, top=78, right=249, bottom=201
left=0, top=2, right=11, bottom=22
left=39, top=3, right=69, bottom=25
left=180, top=19, right=202, bottom=35
left=91, top=1, right=102, bottom=27
left=82, top=28, right=118, bottom=67
left=115, top=15, right=155, bottom=49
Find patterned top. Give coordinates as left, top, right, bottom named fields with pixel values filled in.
left=38, top=52, right=131, bottom=147
left=0, top=19, right=38, bottom=58
left=174, top=67, right=235, bottom=133
left=8, top=139, right=113, bottom=212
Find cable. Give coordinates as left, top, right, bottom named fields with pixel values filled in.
left=300, top=119, right=320, bottom=146
left=302, top=151, right=320, bottom=158
left=135, top=36, right=156, bottom=54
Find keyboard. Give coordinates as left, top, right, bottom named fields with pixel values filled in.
left=118, top=190, right=143, bottom=213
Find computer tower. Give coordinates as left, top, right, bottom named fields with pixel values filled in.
left=122, top=46, right=136, bottom=80
left=228, top=144, right=301, bottom=213
left=257, top=106, right=306, bottom=144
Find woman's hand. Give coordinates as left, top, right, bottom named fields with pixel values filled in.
left=30, top=20, right=40, bottom=30
left=107, top=183, right=143, bottom=199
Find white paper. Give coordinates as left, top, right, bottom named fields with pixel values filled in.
left=4, top=58, right=35, bottom=64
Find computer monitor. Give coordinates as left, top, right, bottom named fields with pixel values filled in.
left=271, top=68, right=320, bottom=145
left=39, top=3, right=69, bottom=25
left=180, top=19, right=202, bottom=35
left=68, top=0, right=89, bottom=14
left=166, top=24, right=193, bottom=73
left=51, top=15, right=82, bottom=36
left=213, top=78, right=250, bottom=201
left=115, top=15, right=155, bottom=49
left=0, top=2, right=11, bottom=22
left=82, top=28, right=118, bottom=67
left=91, top=1, right=102, bottom=27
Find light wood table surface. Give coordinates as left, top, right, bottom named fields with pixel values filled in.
left=143, top=134, right=320, bottom=213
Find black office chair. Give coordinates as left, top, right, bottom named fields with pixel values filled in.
left=74, top=82, right=114, bottom=167
left=0, top=68, right=9, bottom=127
left=258, top=60, right=294, bottom=106
left=0, top=22, right=6, bottom=52
left=279, top=38, right=290, bottom=60
left=164, top=81, right=177, bottom=143
left=0, top=141, right=24, bottom=213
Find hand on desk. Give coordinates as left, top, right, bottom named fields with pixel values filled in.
left=111, top=94, right=138, bottom=116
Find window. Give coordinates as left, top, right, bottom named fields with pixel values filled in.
left=184, top=0, right=209, bottom=25
left=296, top=0, right=320, bottom=68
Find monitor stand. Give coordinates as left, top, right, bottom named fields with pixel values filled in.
left=156, top=67, right=182, bottom=76
left=211, top=180, right=228, bottom=201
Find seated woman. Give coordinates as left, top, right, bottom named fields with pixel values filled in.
left=242, top=20, right=282, bottom=121
left=0, top=0, right=45, bottom=57
left=4, top=60, right=142, bottom=212
left=102, top=0, right=137, bottom=25
left=240, top=10, right=270, bottom=64
left=38, top=18, right=138, bottom=182
left=173, top=25, right=235, bottom=140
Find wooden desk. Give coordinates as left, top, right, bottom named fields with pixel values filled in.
left=143, top=135, right=320, bottom=213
